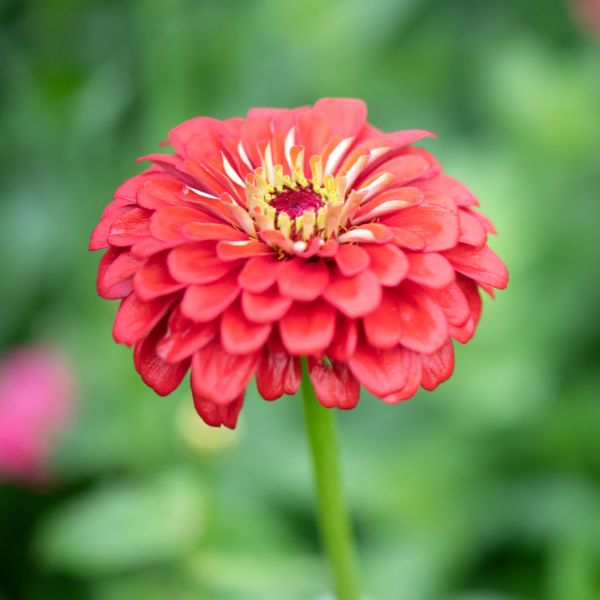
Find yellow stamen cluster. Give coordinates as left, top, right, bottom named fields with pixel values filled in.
left=245, top=149, right=361, bottom=242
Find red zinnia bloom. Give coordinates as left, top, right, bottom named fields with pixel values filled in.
left=90, top=98, right=508, bottom=428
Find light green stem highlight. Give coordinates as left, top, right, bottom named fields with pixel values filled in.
left=301, top=359, right=360, bottom=600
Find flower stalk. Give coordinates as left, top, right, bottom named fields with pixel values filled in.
left=301, top=359, right=360, bottom=600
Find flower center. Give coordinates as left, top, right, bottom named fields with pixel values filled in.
left=243, top=138, right=368, bottom=248
left=269, top=188, right=324, bottom=218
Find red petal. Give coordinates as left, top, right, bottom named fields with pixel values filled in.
left=137, top=177, right=185, bottom=210
left=112, top=171, right=153, bottom=204
left=313, top=98, right=367, bottom=138
left=181, top=274, right=240, bottom=322
left=293, top=237, right=322, bottom=259
left=241, top=286, right=293, bottom=323
left=183, top=222, right=247, bottom=242
left=297, top=111, right=331, bottom=159
left=221, top=302, right=272, bottom=354
left=396, top=283, right=448, bottom=354
left=108, top=207, right=152, bottom=247
left=335, top=244, right=370, bottom=277
left=447, top=278, right=480, bottom=345
left=458, top=209, right=487, bottom=246
left=348, top=344, right=410, bottom=397
left=89, top=206, right=130, bottom=250
left=429, top=282, right=471, bottom=326
left=169, top=116, right=227, bottom=159
left=354, top=155, right=428, bottom=194
left=364, top=244, right=409, bottom=286
left=182, top=193, right=247, bottom=229
left=279, top=301, right=336, bottom=355
left=323, top=270, right=382, bottom=318
left=193, top=393, right=244, bottom=429
left=137, top=153, right=178, bottom=169
left=278, top=258, right=330, bottom=301
left=457, top=275, right=482, bottom=324
left=238, top=254, right=279, bottom=293
left=217, top=240, right=272, bottom=261
left=480, top=284, right=496, bottom=298
left=259, top=230, right=294, bottom=254
left=191, top=340, right=259, bottom=404
left=390, top=228, right=426, bottom=251
left=381, top=129, right=436, bottom=148
left=256, top=351, right=301, bottom=401
left=101, top=196, right=135, bottom=217
left=355, top=144, right=440, bottom=190
left=362, top=290, right=403, bottom=349
left=406, top=252, right=455, bottom=290
left=247, top=107, right=294, bottom=119
left=398, top=147, right=441, bottom=175
left=413, top=174, right=478, bottom=207
left=150, top=206, right=205, bottom=242
left=420, top=340, right=455, bottom=390
left=449, top=315, right=476, bottom=343
left=354, top=187, right=423, bottom=224
left=338, top=223, right=392, bottom=244
left=168, top=242, right=239, bottom=284
left=444, top=245, right=508, bottom=290
left=327, top=317, right=358, bottom=362
left=97, top=248, right=142, bottom=299
left=472, top=211, right=496, bottom=234
left=238, top=116, right=272, bottom=166
left=318, top=239, right=339, bottom=258
left=131, top=237, right=180, bottom=259
left=381, top=351, right=422, bottom=404
left=134, top=324, right=189, bottom=396
left=156, top=308, right=217, bottom=363
left=308, top=358, right=360, bottom=409
left=113, top=293, right=175, bottom=346
left=140, top=157, right=204, bottom=192
left=384, top=192, right=459, bottom=251
left=376, top=154, right=432, bottom=186
left=183, top=156, right=244, bottom=200
left=133, top=253, right=184, bottom=300
left=352, top=129, right=435, bottom=157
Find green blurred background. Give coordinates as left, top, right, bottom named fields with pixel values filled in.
left=1, top=0, right=600, bottom=598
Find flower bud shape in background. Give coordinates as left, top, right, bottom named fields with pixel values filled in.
left=0, top=346, right=75, bottom=485
left=570, top=0, right=600, bottom=34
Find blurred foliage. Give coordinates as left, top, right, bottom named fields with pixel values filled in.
left=1, top=0, right=600, bottom=599
left=37, top=469, right=206, bottom=575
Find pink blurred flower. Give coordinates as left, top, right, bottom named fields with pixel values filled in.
left=0, top=346, right=75, bottom=485
left=570, top=0, right=600, bottom=35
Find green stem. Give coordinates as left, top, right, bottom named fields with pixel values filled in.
left=301, top=359, right=360, bottom=600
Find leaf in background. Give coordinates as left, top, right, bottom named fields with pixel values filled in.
left=35, top=469, right=206, bottom=576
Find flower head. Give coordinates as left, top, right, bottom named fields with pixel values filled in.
left=90, top=98, right=508, bottom=428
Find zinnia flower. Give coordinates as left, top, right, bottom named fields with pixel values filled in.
left=90, top=98, right=508, bottom=429
left=0, top=345, right=75, bottom=484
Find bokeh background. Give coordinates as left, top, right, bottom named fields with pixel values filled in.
left=1, top=0, right=600, bottom=599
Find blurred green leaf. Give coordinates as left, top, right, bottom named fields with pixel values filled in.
left=36, top=470, right=206, bottom=576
